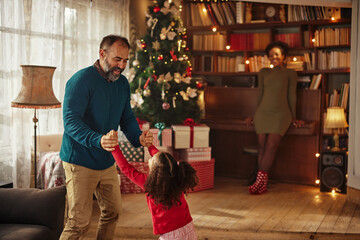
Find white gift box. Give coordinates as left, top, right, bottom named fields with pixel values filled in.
left=144, top=146, right=173, bottom=162
left=179, top=147, right=211, bottom=161
left=171, top=125, right=210, bottom=149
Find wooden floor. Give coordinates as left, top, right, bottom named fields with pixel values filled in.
left=85, top=177, right=360, bottom=240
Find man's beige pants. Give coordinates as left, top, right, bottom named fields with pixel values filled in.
left=60, top=162, right=121, bottom=240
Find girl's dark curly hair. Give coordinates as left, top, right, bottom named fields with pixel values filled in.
left=144, top=152, right=199, bottom=209
left=265, top=41, right=289, bottom=58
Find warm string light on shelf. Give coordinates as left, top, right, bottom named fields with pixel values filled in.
left=226, top=45, right=230, bottom=50
left=212, top=27, right=217, bottom=32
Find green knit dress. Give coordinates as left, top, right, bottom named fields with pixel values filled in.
left=254, top=66, right=297, bottom=136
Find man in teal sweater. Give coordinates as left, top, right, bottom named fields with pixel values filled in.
left=60, top=35, right=153, bottom=240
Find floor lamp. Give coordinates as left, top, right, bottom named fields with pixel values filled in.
left=11, top=65, right=61, bottom=188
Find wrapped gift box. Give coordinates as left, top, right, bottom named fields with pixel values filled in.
left=172, top=125, right=210, bottom=149
left=179, top=147, right=211, bottom=161
left=149, top=128, right=172, bottom=147
left=119, top=141, right=144, bottom=162
left=144, top=146, right=173, bottom=162
left=190, top=158, right=215, bottom=192
left=117, top=162, right=149, bottom=194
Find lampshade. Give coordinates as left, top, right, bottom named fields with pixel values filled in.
left=11, top=65, right=61, bottom=109
left=324, top=107, right=348, bottom=129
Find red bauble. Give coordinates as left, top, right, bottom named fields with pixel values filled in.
left=182, top=34, right=188, bottom=39
left=196, top=82, right=203, bottom=89
left=158, top=55, right=163, bottom=60
left=154, top=6, right=160, bottom=12
left=141, top=43, right=146, bottom=49
left=162, top=102, right=170, bottom=110
left=184, top=47, right=189, bottom=52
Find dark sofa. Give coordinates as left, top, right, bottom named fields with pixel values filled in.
left=0, top=185, right=66, bottom=240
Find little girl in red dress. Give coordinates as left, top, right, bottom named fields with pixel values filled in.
left=109, top=130, right=198, bottom=240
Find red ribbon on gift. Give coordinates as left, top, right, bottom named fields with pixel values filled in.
left=183, top=118, right=199, bottom=148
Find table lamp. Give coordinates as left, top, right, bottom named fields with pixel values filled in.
left=324, top=107, right=348, bottom=151
left=11, top=65, right=61, bottom=188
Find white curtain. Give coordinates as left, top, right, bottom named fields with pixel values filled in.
left=0, top=0, right=130, bottom=187
left=348, top=0, right=360, bottom=189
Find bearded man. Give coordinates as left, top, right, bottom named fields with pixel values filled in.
left=60, top=35, right=153, bottom=240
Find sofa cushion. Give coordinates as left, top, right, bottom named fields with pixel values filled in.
left=0, top=186, right=66, bottom=240
left=0, top=224, right=52, bottom=240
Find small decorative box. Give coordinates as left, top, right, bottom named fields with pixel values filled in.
left=189, top=158, right=215, bottom=192
left=149, top=128, right=172, bottom=147
left=179, top=147, right=211, bottom=161
left=118, top=141, right=144, bottom=162
left=144, top=146, right=173, bottom=162
left=171, top=125, right=210, bottom=149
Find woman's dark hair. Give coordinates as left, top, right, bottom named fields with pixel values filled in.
left=100, top=34, right=130, bottom=51
left=265, top=41, right=289, bottom=58
left=144, top=152, right=199, bottom=209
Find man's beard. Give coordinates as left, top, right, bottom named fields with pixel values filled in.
left=103, top=58, right=124, bottom=82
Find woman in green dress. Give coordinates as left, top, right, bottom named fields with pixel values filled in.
left=247, top=41, right=304, bottom=194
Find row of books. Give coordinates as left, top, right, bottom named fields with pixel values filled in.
left=274, top=33, right=301, bottom=48
left=192, top=34, right=226, bottom=51
left=248, top=55, right=270, bottom=73
left=288, top=6, right=340, bottom=22
left=303, top=52, right=316, bottom=71
left=189, top=2, right=236, bottom=27
left=318, top=50, right=351, bottom=70
left=296, top=74, right=322, bottom=90
left=187, top=3, right=348, bottom=26
left=230, top=33, right=270, bottom=51
left=325, top=83, right=350, bottom=109
left=217, top=56, right=245, bottom=72
left=313, top=27, right=351, bottom=47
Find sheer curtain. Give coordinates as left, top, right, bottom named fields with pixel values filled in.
left=0, top=0, right=129, bottom=187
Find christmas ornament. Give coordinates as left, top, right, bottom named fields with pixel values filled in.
left=152, top=40, right=160, bottom=51
left=143, top=88, right=151, bottom=97
left=160, top=26, right=177, bottom=41
left=158, top=55, right=163, bottom=60
left=177, top=40, right=182, bottom=51
left=162, top=102, right=170, bottom=110
left=150, top=18, right=158, bottom=37
left=179, top=91, right=189, bottom=101
left=172, top=96, right=176, bottom=108
left=135, top=78, right=143, bottom=95
left=153, top=6, right=160, bottom=13
left=170, top=50, right=177, bottom=61
left=131, top=92, right=144, bottom=108
left=141, top=43, right=146, bottom=49
left=196, top=82, right=203, bottom=89
left=161, top=83, right=165, bottom=100
left=132, top=59, right=140, bottom=67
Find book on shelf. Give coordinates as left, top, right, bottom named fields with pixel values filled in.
left=221, top=2, right=233, bottom=25
left=202, top=55, right=213, bottom=72
left=197, top=3, right=213, bottom=26
left=309, top=73, right=322, bottom=90
left=206, top=3, right=218, bottom=25
left=210, top=2, right=225, bottom=25
left=236, top=1, right=244, bottom=24
left=190, top=4, right=203, bottom=26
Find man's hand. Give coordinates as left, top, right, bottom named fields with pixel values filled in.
left=101, top=130, right=118, bottom=152
left=139, top=130, right=153, bottom=147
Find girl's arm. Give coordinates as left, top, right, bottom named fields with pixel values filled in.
left=148, top=145, right=159, bottom=156
left=112, top=146, right=146, bottom=189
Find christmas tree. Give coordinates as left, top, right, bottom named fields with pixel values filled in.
left=129, top=0, right=202, bottom=128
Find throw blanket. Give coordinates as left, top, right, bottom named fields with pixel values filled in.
left=37, top=152, right=65, bottom=189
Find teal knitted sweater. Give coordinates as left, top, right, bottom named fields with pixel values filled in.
left=60, top=65, right=141, bottom=170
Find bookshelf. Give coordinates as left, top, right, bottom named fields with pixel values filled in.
left=182, top=1, right=351, bottom=182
